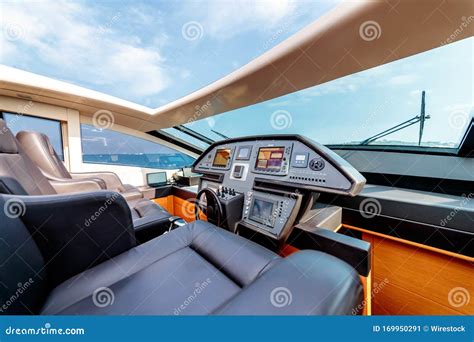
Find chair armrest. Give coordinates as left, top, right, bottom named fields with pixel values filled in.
left=49, top=178, right=105, bottom=193
left=71, top=171, right=123, bottom=190
left=9, top=191, right=136, bottom=287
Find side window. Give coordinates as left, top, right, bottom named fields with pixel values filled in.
left=81, top=124, right=195, bottom=169
left=2, top=112, right=64, bottom=160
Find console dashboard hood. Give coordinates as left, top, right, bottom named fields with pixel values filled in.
left=192, top=134, right=366, bottom=197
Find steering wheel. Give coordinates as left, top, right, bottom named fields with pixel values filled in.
left=194, top=188, right=223, bottom=227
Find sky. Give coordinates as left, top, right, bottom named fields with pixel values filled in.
left=0, top=0, right=339, bottom=106
left=1, top=0, right=473, bottom=149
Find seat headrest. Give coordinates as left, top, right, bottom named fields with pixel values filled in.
left=0, top=119, right=19, bottom=154
left=16, top=130, right=71, bottom=179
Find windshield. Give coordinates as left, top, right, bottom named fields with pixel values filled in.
left=165, top=37, right=473, bottom=150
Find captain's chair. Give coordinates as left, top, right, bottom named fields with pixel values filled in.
left=0, top=191, right=363, bottom=315
left=16, top=130, right=144, bottom=201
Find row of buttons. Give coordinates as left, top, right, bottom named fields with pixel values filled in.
left=289, top=176, right=326, bottom=183
left=243, top=191, right=253, bottom=216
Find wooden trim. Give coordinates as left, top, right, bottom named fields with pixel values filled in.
left=360, top=272, right=372, bottom=316
left=344, top=224, right=473, bottom=262
left=346, top=225, right=473, bottom=315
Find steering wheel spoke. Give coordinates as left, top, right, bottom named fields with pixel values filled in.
left=194, top=188, right=223, bottom=227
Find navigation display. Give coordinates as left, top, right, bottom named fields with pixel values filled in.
left=212, top=148, right=231, bottom=167
left=249, top=198, right=275, bottom=227
left=255, top=147, right=285, bottom=171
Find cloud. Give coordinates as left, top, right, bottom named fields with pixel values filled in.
left=181, top=0, right=340, bottom=40
left=198, top=0, right=297, bottom=39
left=388, top=74, right=418, bottom=85
left=0, top=0, right=168, bottom=99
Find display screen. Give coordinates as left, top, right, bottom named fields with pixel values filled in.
left=146, top=172, right=167, bottom=186
left=250, top=198, right=275, bottom=226
left=212, top=148, right=231, bottom=167
left=237, top=146, right=251, bottom=160
left=255, top=147, right=285, bottom=171
left=296, top=154, right=306, bottom=161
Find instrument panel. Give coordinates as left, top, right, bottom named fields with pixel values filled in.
left=192, top=135, right=365, bottom=240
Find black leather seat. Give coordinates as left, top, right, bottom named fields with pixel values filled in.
left=0, top=192, right=363, bottom=315
left=0, top=119, right=172, bottom=236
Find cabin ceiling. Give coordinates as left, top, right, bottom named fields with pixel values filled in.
left=0, top=0, right=472, bottom=132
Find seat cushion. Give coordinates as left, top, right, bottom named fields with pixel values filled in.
left=40, top=221, right=362, bottom=315
left=128, top=198, right=171, bottom=221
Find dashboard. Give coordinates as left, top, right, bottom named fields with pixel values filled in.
left=192, top=135, right=366, bottom=240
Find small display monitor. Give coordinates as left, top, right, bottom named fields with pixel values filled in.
left=249, top=198, right=276, bottom=227
left=146, top=172, right=168, bottom=187
left=236, top=145, right=252, bottom=160
left=255, top=147, right=285, bottom=171
left=212, top=148, right=231, bottom=167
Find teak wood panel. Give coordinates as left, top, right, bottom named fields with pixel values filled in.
left=346, top=226, right=473, bottom=315
left=154, top=195, right=206, bottom=222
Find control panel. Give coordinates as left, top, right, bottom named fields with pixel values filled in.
left=242, top=190, right=299, bottom=238
left=193, top=135, right=366, bottom=240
